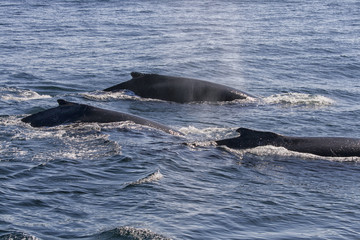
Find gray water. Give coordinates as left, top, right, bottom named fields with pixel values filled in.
left=1, top=0, right=360, bottom=239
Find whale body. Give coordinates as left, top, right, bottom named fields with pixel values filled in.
left=22, top=99, right=180, bottom=135
left=216, top=128, right=360, bottom=157
left=104, top=72, right=253, bottom=103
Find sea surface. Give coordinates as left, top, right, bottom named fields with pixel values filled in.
left=1, top=0, right=360, bottom=239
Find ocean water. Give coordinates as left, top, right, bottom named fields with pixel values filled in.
left=1, top=0, right=360, bottom=239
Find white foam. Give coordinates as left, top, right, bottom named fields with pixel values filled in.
left=0, top=116, right=23, bottom=127
left=81, top=90, right=140, bottom=101
left=31, top=133, right=122, bottom=161
left=221, top=145, right=360, bottom=162
left=191, top=96, right=257, bottom=105
left=81, top=90, right=164, bottom=102
left=186, top=140, right=218, bottom=148
left=0, top=87, right=51, bottom=102
left=0, top=142, right=27, bottom=159
left=263, top=92, right=334, bottom=106
left=179, top=125, right=236, bottom=139
left=182, top=126, right=239, bottom=152
left=10, top=122, right=122, bottom=161
left=82, top=90, right=257, bottom=104
left=19, top=120, right=150, bottom=136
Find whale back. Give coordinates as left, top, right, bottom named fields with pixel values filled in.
left=22, top=99, right=181, bottom=135
left=216, top=128, right=282, bottom=149
left=22, top=100, right=86, bottom=127
left=80, top=103, right=180, bottom=135
left=104, top=72, right=250, bottom=103
left=283, top=136, right=360, bottom=157
left=216, top=128, right=360, bottom=157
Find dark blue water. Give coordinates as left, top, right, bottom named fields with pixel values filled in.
left=1, top=0, right=360, bottom=239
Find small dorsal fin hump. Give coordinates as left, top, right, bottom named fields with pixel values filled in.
left=131, top=72, right=145, bottom=79
left=236, top=128, right=279, bottom=140
left=57, top=99, right=77, bottom=106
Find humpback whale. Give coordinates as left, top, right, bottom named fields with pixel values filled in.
left=22, top=99, right=180, bottom=135
left=216, top=128, right=360, bottom=157
left=104, top=72, right=253, bottom=103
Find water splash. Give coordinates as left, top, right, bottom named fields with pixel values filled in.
left=263, top=92, right=334, bottom=107
left=0, top=87, right=51, bottom=102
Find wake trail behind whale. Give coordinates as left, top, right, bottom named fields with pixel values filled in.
left=262, top=92, right=334, bottom=107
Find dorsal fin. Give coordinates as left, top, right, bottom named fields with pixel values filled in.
left=131, top=72, right=145, bottom=78
left=236, top=128, right=279, bottom=139
left=57, top=99, right=77, bottom=106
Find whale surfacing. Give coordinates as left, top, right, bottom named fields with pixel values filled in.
left=22, top=99, right=180, bottom=135
left=104, top=72, right=253, bottom=103
left=216, top=128, right=360, bottom=157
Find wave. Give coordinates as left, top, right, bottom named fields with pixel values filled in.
left=10, top=72, right=40, bottom=80
left=0, top=87, right=51, bottom=102
left=92, top=226, right=171, bottom=240
left=126, top=169, right=164, bottom=187
left=262, top=92, right=334, bottom=107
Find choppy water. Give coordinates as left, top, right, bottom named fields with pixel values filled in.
left=1, top=0, right=360, bottom=239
